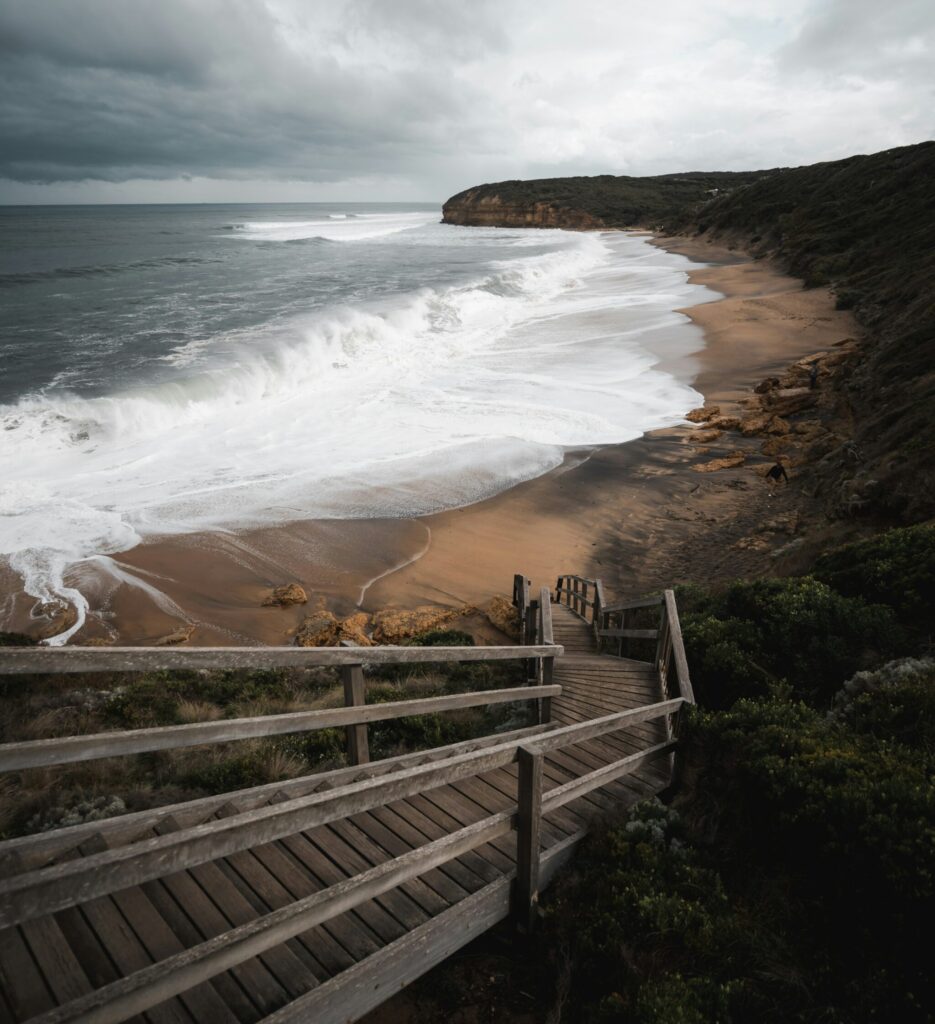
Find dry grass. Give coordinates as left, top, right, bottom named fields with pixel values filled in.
left=175, top=700, right=223, bottom=724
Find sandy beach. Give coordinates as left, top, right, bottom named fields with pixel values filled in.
left=2, top=236, right=858, bottom=646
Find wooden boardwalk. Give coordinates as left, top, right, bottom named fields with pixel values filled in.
left=0, top=576, right=692, bottom=1024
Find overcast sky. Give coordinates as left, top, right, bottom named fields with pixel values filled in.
left=1, top=0, right=932, bottom=204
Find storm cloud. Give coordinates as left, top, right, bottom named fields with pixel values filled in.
left=0, top=0, right=932, bottom=202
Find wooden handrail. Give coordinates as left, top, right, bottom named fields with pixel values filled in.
left=663, top=589, right=694, bottom=704
left=0, top=570, right=694, bottom=1024
left=21, top=728, right=680, bottom=1024
left=600, top=595, right=663, bottom=614
left=0, top=683, right=564, bottom=772
left=0, top=723, right=556, bottom=877
left=0, top=698, right=683, bottom=930
left=0, top=643, right=557, bottom=675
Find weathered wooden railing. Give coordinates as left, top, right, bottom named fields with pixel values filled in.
left=0, top=644, right=559, bottom=772
left=0, top=581, right=692, bottom=1024
left=0, top=695, right=681, bottom=1024
left=555, top=574, right=694, bottom=768
left=513, top=576, right=559, bottom=720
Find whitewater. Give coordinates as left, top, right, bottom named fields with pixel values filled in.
left=0, top=203, right=714, bottom=643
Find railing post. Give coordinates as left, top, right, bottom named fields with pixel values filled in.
left=515, top=745, right=543, bottom=932
left=540, top=655, right=553, bottom=724
left=341, top=664, right=369, bottom=766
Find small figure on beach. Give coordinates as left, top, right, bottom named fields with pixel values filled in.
left=766, top=461, right=789, bottom=485
left=808, top=362, right=819, bottom=389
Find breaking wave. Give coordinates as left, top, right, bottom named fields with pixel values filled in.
left=0, top=229, right=709, bottom=642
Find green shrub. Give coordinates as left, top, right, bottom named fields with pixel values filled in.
left=831, top=657, right=935, bottom=752
left=812, top=524, right=935, bottom=647
left=681, top=577, right=900, bottom=708
left=405, top=629, right=475, bottom=647
left=544, top=801, right=787, bottom=1023
left=684, top=699, right=935, bottom=1020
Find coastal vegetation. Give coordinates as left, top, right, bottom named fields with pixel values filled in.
left=0, top=633, right=529, bottom=839
left=442, top=169, right=770, bottom=229
left=539, top=524, right=935, bottom=1023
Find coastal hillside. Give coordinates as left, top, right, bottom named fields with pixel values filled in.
left=444, top=141, right=935, bottom=524
left=442, top=169, right=771, bottom=229
left=671, top=141, right=935, bottom=524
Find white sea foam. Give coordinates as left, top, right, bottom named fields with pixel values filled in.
left=0, top=230, right=712, bottom=642
left=231, top=210, right=432, bottom=242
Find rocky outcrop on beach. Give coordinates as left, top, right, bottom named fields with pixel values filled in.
left=485, top=596, right=520, bottom=639
left=294, top=602, right=375, bottom=647
left=292, top=602, right=476, bottom=647
left=262, top=583, right=308, bottom=607
left=685, top=342, right=861, bottom=512
left=154, top=623, right=196, bottom=645
left=371, top=605, right=473, bottom=644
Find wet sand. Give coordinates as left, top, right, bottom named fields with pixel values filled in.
left=3, top=236, right=858, bottom=645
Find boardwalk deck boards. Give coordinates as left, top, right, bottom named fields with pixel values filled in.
left=0, top=576, right=693, bottom=1024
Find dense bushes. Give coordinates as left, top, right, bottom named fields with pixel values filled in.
left=812, top=523, right=935, bottom=647
left=679, top=576, right=900, bottom=708
left=546, top=679, right=935, bottom=1023
left=542, top=524, right=935, bottom=1022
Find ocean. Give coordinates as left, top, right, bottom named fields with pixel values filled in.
left=0, top=202, right=713, bottom=642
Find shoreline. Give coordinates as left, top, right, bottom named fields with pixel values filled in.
left=2, top=236, right=858, bottom=646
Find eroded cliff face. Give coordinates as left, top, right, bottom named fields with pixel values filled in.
left=442, top=191, right=605, bottom=230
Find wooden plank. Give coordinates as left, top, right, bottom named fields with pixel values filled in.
left=0, top=685, right=561, bottom=771
left=0, top=926, right=55, bottom=1020
left=274, top=830, right=397, bottom=957
left=0, top=645, right=561, bottom=676
left=153, top=819, right=319, bottom=1016
left=139, top=878, right=264, bottom=1022
left=400, top=791, right=511, bottom=876
left=538, top=588, right=554, bottom=645
left=21, top=916, right=92, bottom=1006
left=1, top=702, right=680, bottom=931
left=514, top=749, right=542, bottom=933
left=598, top=628, right=659, bottom=640
left=339, top=810, right=466, bottom=912
left=0, top=745, right=523, bottom=928
left=79, top=896, right=192, bottom=1024
left=109, top=887, right=240, bottom=1024
left=376, top=798, right=495, bottom=888
left=28, top=814, right=513, bottom=1024
left=366, top=802, right=487, bottom=895
left=341, top=665, right=369, bottom=767
left=262, top=874, right=513, bottom=1024
left=324, top=818, right=437, bottom=927
left=262, top=828, right=587, bottom=1024
left=0, top=723, right=554, bottom=877
left=240, top=838, right=361, bottom=975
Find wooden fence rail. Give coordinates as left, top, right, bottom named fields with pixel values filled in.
left=0, top=683, right=561, bottom=772
left=0, top=571, right=694, bottom=1024
left=3, top=699, right=682, bottom=1024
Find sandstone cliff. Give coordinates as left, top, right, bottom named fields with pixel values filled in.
left=442, top=191, right=606, bottom=229
left=442, top=170, right=769, bottom=230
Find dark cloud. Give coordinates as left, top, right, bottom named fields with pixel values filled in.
left=0, top=0, right=932, bottom=199
left=0, top=0, right=493, bottom=185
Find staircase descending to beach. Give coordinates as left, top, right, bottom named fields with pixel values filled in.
left=0, top=574, right=693, bottom=1024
